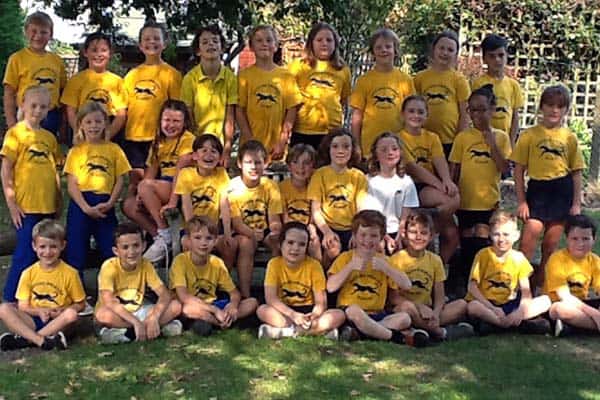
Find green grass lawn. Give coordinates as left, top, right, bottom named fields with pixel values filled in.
left=1, top=330, right=600, bottom=399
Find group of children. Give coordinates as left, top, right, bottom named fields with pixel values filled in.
left=0, top=11, right=598, bottom=351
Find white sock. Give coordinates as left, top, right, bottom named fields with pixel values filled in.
left=280, top=326, right=296, bottom=338
left=157, top=228, right=171, bottom=243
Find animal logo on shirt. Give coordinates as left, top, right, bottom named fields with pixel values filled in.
left=32, top=290, right=59, bottom=305
left=486, top=271, right=513, bottom=299
left=32, top=68, right=58, bottom=88
left=372, top=87, right=399, bottom=110
left=310, top=73, right=335, bottom=89
left=326, top=185, right=351, bottom=209
left=193, top=279, right=216, bottom=300
left=470, top=149, right=491, bottom=159
left=27, top=143, right=52, bottom=164
left=30, top=282, right=62, bottom=307
left=538, top=140, right=564, bottom=159
left=86, top=89, right=111, bottom=105
left=159, top=160, right=177, bottom=170
left=566, top=272, right=588, bottom=298
left=116, top=295, right=141, bottom=307
left=86, top=156, right=110, bottom=176
left=410, top=146, right=431, bottom=168
left=281, top=282, right=311, bottom=305
left=424, top=85, right=451, bottom=105
left=255, top=84, right=280, bottom=108
left=241, top=199, right=268, bottom=230
left=28, top=148, right=49, bottom=161
left=493, top=96, right=510, bottom=120
left=287, top=199, right=311, bottom=224
left=350, top=275, right=382, bottom=301
left=133, top=80, right=159, bottom=100
left=115, top=288, right=144, bottom=311
left=87, top=162, right=109, bottom=174
left=191, top=186, right=217, bottom=212
left=407, top=268, right=432, bottom=296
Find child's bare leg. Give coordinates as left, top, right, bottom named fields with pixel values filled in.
left=264, top=232, right=280, bottom=257
left=419, top=187, right=460, bottom=263
left=308, top=236, right=323, bottom=262
left=520, top=295, right=551, bottom=319
left=256, top=304, right=292, bottom=327
left=238, top=298, right=259, bottom=319
left=309, top=309, right=345, bottom=334
left=122, top=195, right=157, bottom=236
left=37, top=308, right=79, bottom=337
left=519, top=218, right=543, bottom=261
left=322, top=241, right=341, bottom=269
left=549, top=302, right=599, bottom=331
left=538, top=222, right=565, bottom=287
left=215, top=236, right=238, bottom=270
left=158, top=300, right=183, bottom=326
left=0, top=303, right=44, bottom=346
left=467, top=300, right=504, bottom=326
left=236, top=235, right=256, bottom=298
left=94, top=306, right=134, bottom=328
left=138, top=179, right=172, bottom=229
left=437, top=214, right=459, bottom=264
left=127, top=169, right=144, bottom=195
left=395, top=301, right=444, bottom=337
left=345, top=304, right=410, bottom=340
left=440, top=299, right=468, bottom=325
left=182, top=305, right=220, bottom=325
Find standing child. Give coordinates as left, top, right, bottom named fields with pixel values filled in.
left=308, top=129, right=367, bottom=264
left=257, top=221, right=345, bottom=339
left=64, top=102, right=131, bottom=282
left=236, top=25, right=302, bottom=161
left=228, top=140, right=283, bottom=298
left=449, top=85, right=511, bottom=295
left=1, top=86, right=62, bottom=303
left=3, top=11, right=67, bottom=138
left=288, top=22, right=351, bottom=151
left=170, top=216, right=257, bottom=336
left=123, top=100, right=195, bottom=262
left=174, top=134, right=237, bottom=269
left=0, top=220, right=84, bottom=351
left=61, top=32, right=127, bottom=140
left=279, top=143, right=321, bottom=260
left=350, top=28, right=414, bottom=158
left=364, top=132, right=419, bottom=254
left=123, top=22, right=182, bottom=191
left=414, top=30, right=470, bottom=158
left=400, top=95, right=460, bottom=264
left=512, top=85, right=584, bottom=289
left=327, top=210, right=429, bottom=346
left=94, top=222, right=183, bottom=344
left=181, top=25, right=237, bottom=166
left=472, top=34, right=524, bottom=147
left=545, top=214, right=600, bottom=336
left=467, top=211, right=551, bottom=335
left=390, top=212, right=473, bottom=341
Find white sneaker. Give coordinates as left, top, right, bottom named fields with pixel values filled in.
left=99, top=327, right=131, bottom=345
left=161, top=319, right=183, bottom=337
left=258, top=324, right=295, bottom=339
left=78, top=300, right=94, bottom=317
left=324, top=328, right=339, bottom=340
left=144, top=236, right=170, bottom=263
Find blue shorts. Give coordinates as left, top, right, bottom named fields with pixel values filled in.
left=213, top=299, right=230, bottom=310
left=368, top=310, right=389, bottom=322
left=498, top=291, right=522, bottom=315
left=158, top=176, right=174, bottom=182
left=32, top=316, right=48, bottom=331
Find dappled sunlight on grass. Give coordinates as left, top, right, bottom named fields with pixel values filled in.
left=579, top=389, right=600, bottom=400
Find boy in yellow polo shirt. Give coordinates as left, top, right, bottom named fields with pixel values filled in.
left=3, top=11, right=67, bottom=138
left=182, top=25, right=237, bottom=167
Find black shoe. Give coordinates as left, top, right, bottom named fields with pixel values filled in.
left=191, top=320, right=213, bottom=337
left=41, top=331, right=68, bottom=351
left=339, top=325, right=360, bottom=341
left=519, top=317, right=551, bottom=335
left=1, top=333, right=19, bottom=351
left=553, top=319, right=574, bottom=337
left=476, top=320, right=498, bottom=336
left=444, top=322, right=476, bottom=341
left=403, top=329, right=430, bottom=347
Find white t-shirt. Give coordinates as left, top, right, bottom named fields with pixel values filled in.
left=365, top=174, right=419, bottom=233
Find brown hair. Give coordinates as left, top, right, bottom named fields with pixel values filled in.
left=25, top=11, right=53, bottom=32
left=152, top=99, right=194, bottom=160
left=367, top=132, right=405, bottom=177
left=540, top=84, right=571, bottom=110
left=317, top=128, right=361, bottom=168
left=488, top=210, right=518, bottom=229
left=114, top=222, right=144, bottom=245
left=352, top=210, right=386, bottom=237
left=139, top=21, right=168, bottom=43
left=286, top=143, right=317, bottom=166
left=405, top=211, right=435, bottom=234
left=193, top=133, right=223, bottom=154
left=369, top=28, right=401, bottom=64
left=74, top=101, right=110, bottom=145
left=248, top=25, right=279, bottom=48
left=238, top=140, right=267, bottom=163
left=279, top=221, right=310, bottom=250
left=191, top=25, right=226, bottom=54
left=401, top=95, right=428, bottom=112
left=185, top=215, right=218, bottom=236
left=304, top=22, right=345, bottom=70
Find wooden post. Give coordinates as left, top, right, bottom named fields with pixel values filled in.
left=589, top=84, right=600, bottom=182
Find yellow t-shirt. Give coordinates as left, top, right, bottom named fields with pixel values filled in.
left=0, top=121, right=60, bottom=213
left=3, top=48, right=67, bottom=108
left=467, top=247, right=532, bottom=305
left=449, top=127, right=511, bottom=210
left=174, top=166, right=230, bottom=223
left=238, top=65, right=302, bottom=153
left=349, top=68, right=415, bottom=156
left=228, top=176, right=283, bottom=230
left=146, top=131, right=195, bottom=178
left=64, top=142, right=131, bottom=195
left=390, top=249, right=445, bottom=307
left=169, top=252, right=236, bottom=304
left=15, top=261, right=86, bottom=308
left=413, top=68, right=471, bottom=144
left=328, top=250, right=397, bottom=313
left=97, top=257, right=164, bottom=312
left=307, top=166, right=367, bottom=230
left=471, top=75, right=524, bottom=134
left=279, top=178, right=311, bottom=225
left=60, top=69, right=127, bottom=116
left=123, top=62, right=182, bottom=141
left=400, top=129, right=445, bottom=175
left=288, top=59, right=351, bottom=135
left=544, top=248, right=600, bottom=302
left=181, top=64, right=238, bottom=140
left=510, top=124, right=585, bottom=180
left=264, top=256, right=326, bottom=307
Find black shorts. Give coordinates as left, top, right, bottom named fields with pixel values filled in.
left=333, top=228, right=352, bottom=252
left=527, top=174, right=573, bottom=223
left=415, top=182, right=428, bottom=194
left=290, top=132, right=324, bottom=152
left=122, top=140, right=152, bottom=169
left=442, top=143, right=453, bottom=159
left=583, top=298, right=600, bottom=308
left=456, top=209, right=494, bottom=231
left=290, top=305, right=314, bottom=314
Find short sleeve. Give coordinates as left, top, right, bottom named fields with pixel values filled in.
left=306, top=170, right=323, bottom=202
left=340, top=67, right=351, bottom=101
left=284, top=74, right=302, bottom=110
left=544, top=251, right=566, bottom=296
left=114, top=145, right=132, bottom=176
left=310, top=260, right=327, bottom=292
left=510, top=130, right=531, bottom=165
left=169, top=255, right=187, bottom=289
left=498, top=131, right=511, bottom=159
left=216, top=259, right=237, bottom=293
left=328, top=251, right=351, bottom=275
left=226, top=69, right=239, bottom=105
left=169, top=70, right=182, bottom=100
left=512, top=81, right=524, bottom=109
left=433, top=255, right=446, bottom=282
left=590, top=256, right=600, bottom=293
left=63, top=148, right=76, bottom=175
left=567, top=133, right=585, bottom=171
left=3, top=53, right=19, bottom=88
left=181, top=71, right=195, bottom=109
left=60, top=75, right=81, bottom=108
left=398, top=177, right=419, bottom=211
left=515, top=253, right=533, bottom=280
left=448, top=134, right=463, bottom=164
left=355, top=171, right=368, bottom=207
left=430, top=134, right=445, bottom=159
left=67, top=270, right=86, bottom=303
left=174, top=168, right=192, bottom=195
left=268, top=180, right=284, bottom=215
left=15, top=267, right=33, bottom=302
left=349, top=76, right=367, bottom=111
left=456, top=74, right=471, bottom=102
left=98, top=261, right=116, bottom=292
left=238, top=71, right=248, bottom=108
left=264, top=258, right=280, bottom=287
left=144, top=262, right=164, bottom=291
left=0, top=127, right=19, bottom=162
left=58, top=59, right=67, bottom=89
left=469, top=250, right=483, bottom=283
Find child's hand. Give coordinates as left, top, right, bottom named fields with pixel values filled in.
left=96, top=202, right=113, bottom=214
left=271, top=141, right=286, bottom=161
left=443, top=179, right=458, bottom=197
left=570, top=203, right=581, bottom=216
left=223, top=304, right=239, bottom=324
left=350, top=253, right=367, bottom=271
left=223, top=233, right=236, bottom=249
left=323, top=231, right=340, bottom=251
left=371, top=256, right=390, bottom=273
left=517, top=201, right=530, bottom=221
left=7, top=201, right=25, bottom=229
left=38, top=308, right=52, bottom=323
left=505, top=309, right=523, bottom=327
left=86, top=205, right=107, bottom=219
left=253, top=229, right=265, bottom=242
left=145, top=317, right=161, bottom=340
left=482, top=128, right=496, bottom=147
left=419, top=305, right=434, bottom=321
left=49, top=308, right=62, bottom=319
left=491, top=306, right=506, bottom=320
left=134, top=321, right=147, bottom=341
left=215, top=308, right=230, bottom=327
left=591, top=314, right=600, bottom=332
left=159, top=201, right=178, bottom=218
left=292, top=312, right=312, bottom=330
left=383, top=235, right=397, bottom=254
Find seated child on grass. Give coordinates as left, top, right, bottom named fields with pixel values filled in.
left=326, top=210, right=429, bottom=346
left=467, top=211, right=551, bottom=335
left=0, top=219, right=84, bottom=351
left=390, top=212, right=473, bottom=341
left=94, top=222, right=183, bottom=344
left=257, top=221, right=345, bottom=339
left=545, top=214, right=600, bottom=336
left=170, top=216, right=258, bottom=336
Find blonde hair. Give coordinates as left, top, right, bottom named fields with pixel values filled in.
left=248, top=25, right=279, bottom=48
left=74, top=102, right=110, bottom=145
left=18, top=86, right=50, bottom=121
left=489, top=210, right=518, bottom=229
left=32, top=219, right=65, bottom=241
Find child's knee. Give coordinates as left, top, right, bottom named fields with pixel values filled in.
left=170, top=299, right=183, bottom=315
left=396, top=301, right=418, bottom=316
left=548, top=302, right=566, bottom=320
left=466, top=300, right=482, bottom=316
left=0, top=302, right=15, bottom=319
left=94, top=307, right=112, bottom=325
left=344, top=304, right=363, bottom=321
left=62, top=307, right=79, bottom=324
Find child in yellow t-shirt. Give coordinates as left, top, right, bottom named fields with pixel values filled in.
left=390, top=212, right=473, bottom=341
left=123, top=22, right=182, bottom=190
left=236, top=25, right=302, bottom=161
left=327, top=210, right=429, bottom=346
left=414, top=30, right=470, bottom=157
left=288, top=22, right=351, bottom=151
left=170, top=216, right=258, bottom=336
left=257, top=222, right=345, bottom=339
left=467, top=211, right=551, bottom=335
left=472, top=34, right=524, bottom=147
left=512, top=85, right=585, bottom=289
left=3, top=12, right=67, bottom=138
left=545, top=215, right=600, bottom=336
left=182, top=25, right=237, bottom=166
left=94, top=222, right=183, bottom=344
left=449, top=85, right=511, bottom=293
left=61, top=32, right=127, bottom=140
left=0, top=220, right=85, bottom=351
left=229, top=140, right=283, bottom=298
left=350, top=28, right=415, bottom=158
left=1, top=86, right=62, bottom=303
left=64, top=102, right=130, bottom=278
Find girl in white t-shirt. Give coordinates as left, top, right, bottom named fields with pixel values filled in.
left=365, top=132, right=419, bottom=254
